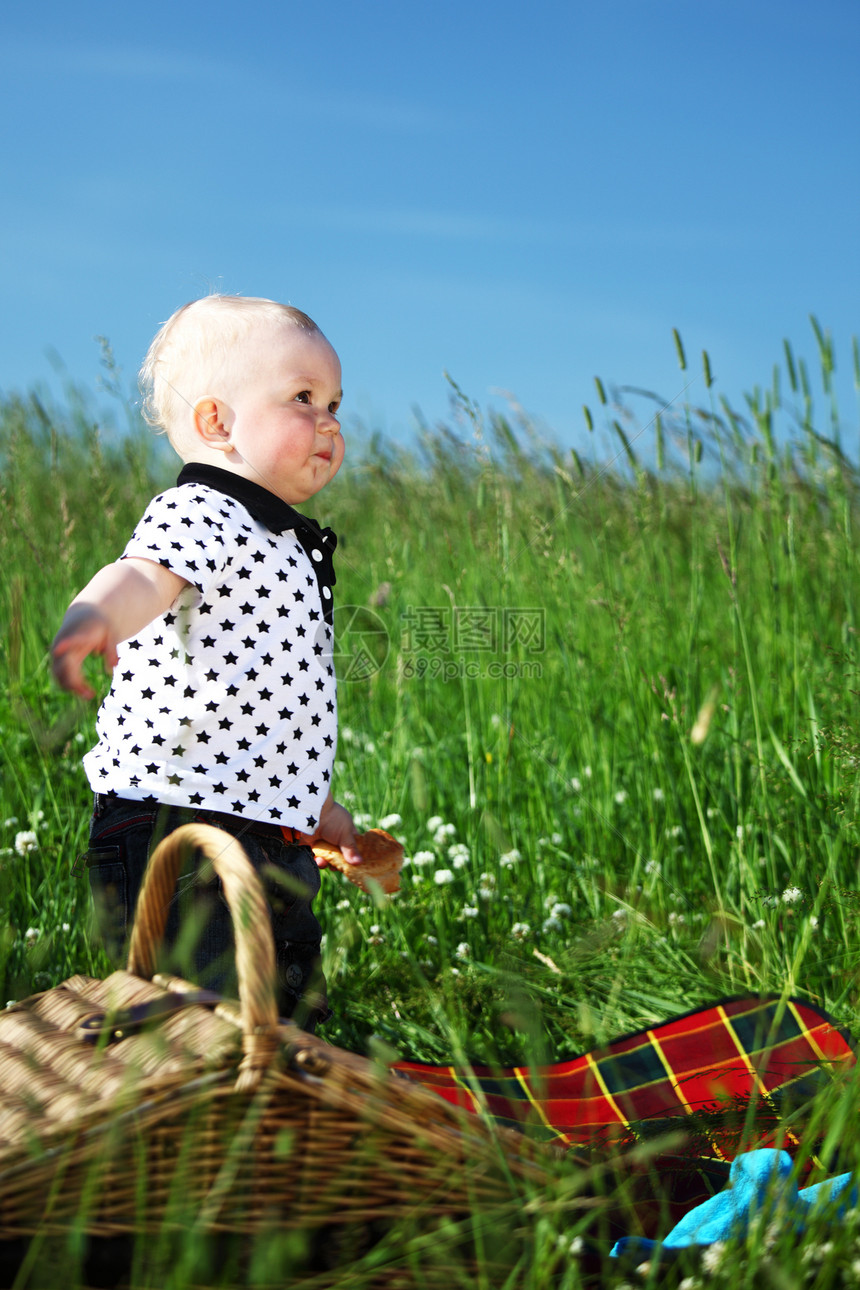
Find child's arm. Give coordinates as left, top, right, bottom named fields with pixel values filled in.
left=314, top=790, right=363, bottom=867
left=52, top=557, right=189, bottom=699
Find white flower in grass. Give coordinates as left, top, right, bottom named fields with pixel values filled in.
left=14, top=831, right=37, bottom=856
left=551, top=832, right=563, bottom=845
left=460, top=905, right=479, bottom=920
left=425, top=935, right=438, bottom=945
left=364, top=739, right=376, bottom=754
left=74, top=732, right=86, bottom=744
left=353, top=813, right=373, bottom=829
left=379, top=813, right=402, bottom=830
left=614, top=790, right=627, bottom=805
left=782, top=886, right=803, bottom=905
left=752, top=919, right=766, bottom=930
left=809, top=914, right=819, bottom=930
left=652, top=788, right=664, bottom=802
left=668, top=912, right=686, bottom=926
left=434, top=869, right=455, bottom=886
left=341, top=727, right=355, bottom=743
left=412, top=850, right=436, bottom=868
left=511, top=922, right=530, bottom=941
left=24, top=927, right=40, bottom=946
left=450, top=967, right=460, bottom=976
left=455, top=942, right=470, bottom=961
left=645, top=860, right=661, bottom=876
left=35, top=810, right=45, bottom=823
left=477, top=873, right=496, bottom=901
left=500, top=849, right=521, bottom=868
left=542, top=916, right=563, bottom=934
left=569, top=777, right=582, bottom=793
left=448, top=843, right=470, bottom=867
left=3, top=817, right=18, bottom=828
left=61, top=923, right=70, bottom=933
left=611, top=909, right=627, bottom=922
left=433, top=822, right=456, bottom=845
left=549, top=903, right=571, bottom=919
left=583, top=765, right=592, bottom=779
left=336, top=899, right=351, bottom=911
left=666, top=825, right=682, bottom=839
left=368, top=924, right=384, bottom=945
left=426, top=815, right=444, bottom=833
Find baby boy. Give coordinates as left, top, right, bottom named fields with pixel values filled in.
left=52, top=295, right=360, bottom=1028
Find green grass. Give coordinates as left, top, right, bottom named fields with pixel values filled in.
left=2, top=319, right=860, bottom=1285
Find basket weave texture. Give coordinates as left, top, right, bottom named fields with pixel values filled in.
left=0, top=825, right=548, bottom=1239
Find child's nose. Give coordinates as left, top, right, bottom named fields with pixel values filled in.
left=319, top=409, right=340, bottom=433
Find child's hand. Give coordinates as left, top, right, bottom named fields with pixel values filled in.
left=51, top=604, right=118, bottom=699
left=313, top=793, right=362, bottom=867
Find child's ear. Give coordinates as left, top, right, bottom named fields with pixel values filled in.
left=193, top=397, right=233, bottom=452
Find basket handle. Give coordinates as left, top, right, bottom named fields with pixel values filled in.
left=126, top=823, right=279, bottom=1092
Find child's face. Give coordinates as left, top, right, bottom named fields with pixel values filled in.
left=218, top=325, right=345, bottom=505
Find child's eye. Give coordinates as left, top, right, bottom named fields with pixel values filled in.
left=329, top=400, right=341, bottom=415
left=294, top=391, right=311, bottom=404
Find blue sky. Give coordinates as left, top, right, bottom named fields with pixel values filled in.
left=2, top=0, right=858, bottom=454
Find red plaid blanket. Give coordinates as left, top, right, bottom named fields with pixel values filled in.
left=396, top=996, right=854, bottom=1160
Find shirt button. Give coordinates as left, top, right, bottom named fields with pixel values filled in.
left=311, top=549, right=323, bottom=562
left=322, top=587, right=331, bottom=599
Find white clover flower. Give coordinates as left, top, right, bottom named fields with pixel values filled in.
left=583, top=765, right=592, bottom=778
left=477, top=874, right=496, bottom=901
left=550, top=903, right=572, bottom=919
left=319, top=933, right=328, bottom=949
left=570, top=777, right=582, bottom=793
left=35, top=810, right=45, bottom=823
left=614, top=790, right=627, bottom=805
left=645, top=860, right=661, bottom=876
left=611, top=909, right=627, bottom=922
left=500, top=849, right=521, bottom=867
left=460, top=905, right=479, bottom=920
left=426, top=815, right=444, bottom=833
left=455, top=941, right=470, bottom=961
left=74, top=732, right=86, bottom=744
left=782, top=886, right=803, bottom=905
left=434, top=868, right=455, bottom=886
left=551, top=832, right=563, bottom=845
left=425, top=935, right=438, bottom=945
left=353, top=813, right=373, bottom=829
left=668, top=912, right=686, bottom=926
left=652, top=788, right=664, bottom=802
left=666, top=825, right=683, bottom=839
left=364, top=739, right=377, bottom=754
left=809, top=914, right=819, bottom=930
left=24, top=927, right=40, bottom=946
left=448, top=843, right=470, bottom=868
left=412, top=850, right=436, bottom=867
left=3, top=817, right=18, bottom=828
left=542, top=916, right=563, bottom=934
left=450, top=967, right=460, bottom=976
left=706, top=806, right=717, bottom=818
left=336, top=899, right=351, bottom=910
left=341, top=789, right=356, bottom=804
left=14, top=831, right=37, bottom=856
left=511, top=922, right=530, bottom=940
left=490, top=714, right=502, bottom=727
left=341, top=727, right=355, bottom=743
left=433, top=822, right=457, bottom=845
left=61, top=922, right=70, bottom=933
left=752, top=918, right=766, bottom=930
left=379, top=813, right=402, bottom=830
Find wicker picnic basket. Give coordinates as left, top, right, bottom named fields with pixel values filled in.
left=0, top=825, right=552, bottom=1256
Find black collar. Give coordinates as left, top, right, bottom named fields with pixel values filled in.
left=176, top=463, right=337, bottom=609
left=176, top=463, right=329, bottom=539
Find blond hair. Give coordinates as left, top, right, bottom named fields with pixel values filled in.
left=139, top=295, right=321, bottom=451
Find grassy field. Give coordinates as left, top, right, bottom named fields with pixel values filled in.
left=2, top=323, right=860, bottom=1285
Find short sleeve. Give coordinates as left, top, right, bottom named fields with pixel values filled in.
left=121, top=486, right=231, bottom=595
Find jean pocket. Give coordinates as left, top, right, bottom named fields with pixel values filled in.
left=85, top=845, right=128, bottom=960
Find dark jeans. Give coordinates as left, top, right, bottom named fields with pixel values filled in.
left=84, top=793, right=329, bottom=1030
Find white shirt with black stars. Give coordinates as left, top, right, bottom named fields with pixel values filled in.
left=83, top=466, right=338, bottom=832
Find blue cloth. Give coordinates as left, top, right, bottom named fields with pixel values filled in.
left=610, top=1148, right=857, bottom=1261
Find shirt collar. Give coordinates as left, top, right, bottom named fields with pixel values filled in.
left=176, top=462, right=326, bottom=538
